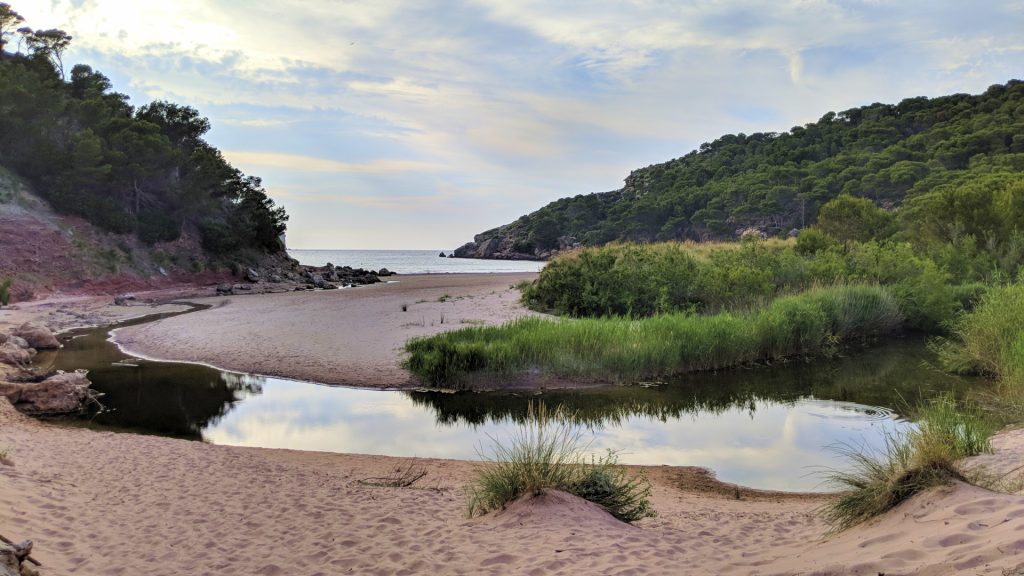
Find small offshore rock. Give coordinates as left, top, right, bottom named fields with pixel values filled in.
left=439, top=251, right=446, bottom=257
left=13, top=323, right=60, bottom=349
left=378, top=268, right=393, bottom=276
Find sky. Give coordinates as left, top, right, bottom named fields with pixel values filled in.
left=16, top=1, right=1024, bottom=249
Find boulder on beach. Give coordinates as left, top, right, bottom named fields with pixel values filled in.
left=0, top=542, right=19, bottom=576
left=0, top=343, right=34, bottom=367
left=0, top=371, right=96, bottom=415
left=12, top=323, right=60, bottom=350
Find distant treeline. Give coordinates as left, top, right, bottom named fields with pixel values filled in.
left=471, top=80, right=1024, bottom=254
left=0, top=3, right=287, bottom=256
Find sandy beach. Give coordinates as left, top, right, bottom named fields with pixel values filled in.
left=112, top=273, right=540, bottom=388
left=3, top=274, right=1024, bottom=574
left=3, top=397, right=1024, bottom=575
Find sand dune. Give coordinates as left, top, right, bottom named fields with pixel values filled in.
left=4, top=400, right=1024, bottom=574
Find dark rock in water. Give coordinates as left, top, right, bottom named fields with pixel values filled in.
left=216, top=284, right=234, bottom=296
left=244, top=267, right=260, bottom=283
left=439, top=251, right=446, bottom=257
left=448, top=253, right=455, bottom=258
left=0, top=371, right=97, bottom=415
left=13, top=323, right=60, bottom=350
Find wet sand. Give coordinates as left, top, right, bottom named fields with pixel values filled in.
left=112, top=273, right=540, bottom=388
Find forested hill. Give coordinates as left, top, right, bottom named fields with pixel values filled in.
left=455, top=80, right=1024, bottom=260
left=0, top=4, right=287, bottom=259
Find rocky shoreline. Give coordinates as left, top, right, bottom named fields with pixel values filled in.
left=0, top=323, right=96, bottom=417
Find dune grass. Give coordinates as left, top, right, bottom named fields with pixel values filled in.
left=405, top=285, right=903, bottom=389
left=467, top=403, right=654, bottom=523
left=822, top=394, right=993, bottom=531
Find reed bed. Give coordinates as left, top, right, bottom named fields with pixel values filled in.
left=938, top=283, right=1024, bottom=384
left=405, top=285, right=903, bottom=388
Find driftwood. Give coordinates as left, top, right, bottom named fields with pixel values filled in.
left=0, top=534, right=40, bottom=567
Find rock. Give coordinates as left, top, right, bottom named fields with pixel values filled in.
left=269, top=274, right=283, bottom=283
left=114, top=293, right=137, bottom=306
left=789, top=228, right=801, bottom=237
left=0, top=542, right=19, bottom=576
left=0, top=343, right=34, bottom=367
left=216, top=284, right=233, bottom=295
left=20, top=562, right=39, bottom=576
left=233, top=284, right=252, bottom=291
left=1, top=335, right=30, bottom=349
left=245, top=267, right=260, bottom=283
left=378, top=268, right=393, bottom=276
left=13, top=323, right=60, bottom=349
left=439, top=251, right=446, bottom=257
left=0, top=371, right=96, bottom=415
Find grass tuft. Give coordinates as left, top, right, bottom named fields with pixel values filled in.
left=467, top=403, right=655, bottom=523
left=822, top=394, right=992, bottom=531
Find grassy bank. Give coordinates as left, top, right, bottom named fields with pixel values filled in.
left=939, top=283, right=1024, bottom=384
left=405, top=285, right=903, bottom=389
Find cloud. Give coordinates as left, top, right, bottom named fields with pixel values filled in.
left=15, top=0, right=1024, bottom=248
left=223, top=150, right=447, bottom=174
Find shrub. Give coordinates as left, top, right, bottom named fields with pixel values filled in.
left=467, top=403, right=655, bottom=523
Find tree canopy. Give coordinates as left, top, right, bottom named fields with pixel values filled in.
left=0, top=6, right=287, bottom=257
left=466, top=80, right=1024, bottom=257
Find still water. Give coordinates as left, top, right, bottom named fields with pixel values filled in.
left=38, top=309, right=984, bottom=492
left=288, top=249, right=546, bottom=274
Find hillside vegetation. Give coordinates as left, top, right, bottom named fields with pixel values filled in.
left=0, top=4, right=287, bottom=260
left=455, top=80, right=1024, bottom=259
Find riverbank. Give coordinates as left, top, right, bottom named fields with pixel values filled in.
left=111, top=273, right=540, bottom=388
left=4, top=275, right=1024, bottom=573
left=3, top=397, right=1024, bottom=574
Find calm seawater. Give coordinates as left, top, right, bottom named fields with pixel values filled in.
left=288, top=249, right=545, bottom=274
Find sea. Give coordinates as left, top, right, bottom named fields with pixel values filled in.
left=288, top=249, right=546, bottom=274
